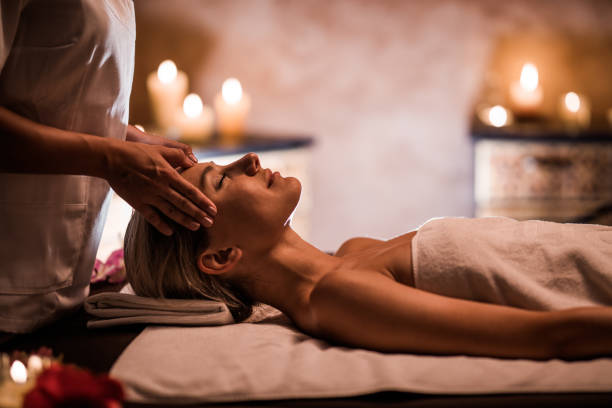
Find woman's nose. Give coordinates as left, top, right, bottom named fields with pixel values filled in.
left=237, top=153, right=260, bottom=176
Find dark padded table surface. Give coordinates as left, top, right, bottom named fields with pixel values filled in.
left=2, top=283, right=611, bottom=408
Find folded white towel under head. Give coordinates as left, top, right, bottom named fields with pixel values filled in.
left=85, top=284, right=282, bottom=328
left=84, top=284, right=235, bottom=328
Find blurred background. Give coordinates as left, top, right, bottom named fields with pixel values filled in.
left=114, top=0, right=612, bottom=253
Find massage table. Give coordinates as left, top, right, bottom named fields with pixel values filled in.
left=2, top=305, right=612, bottom=408
left=4, top=218, right=612, bottom=406
left=1, top=279, right=611, bottom=408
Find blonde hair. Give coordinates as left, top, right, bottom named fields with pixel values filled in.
left=123, top=211, right=254, bottom=322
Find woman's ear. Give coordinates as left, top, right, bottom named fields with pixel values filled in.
left=197, top=247, right=243, bottom=276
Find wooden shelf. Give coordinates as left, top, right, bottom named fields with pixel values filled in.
left=186, top=133, right=314, bottom=158
left=471, top=122, right=612, bottom=143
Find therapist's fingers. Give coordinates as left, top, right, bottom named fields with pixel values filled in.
left=128, top=128, right=198, bottom=163
left=160, top=186, right=214, bottom=228
left=139, top=204, right=173, bottom=236
left=105, top=141, right=216, bottom=234
left=168, top=170, right=217, bottom=218
left=160, top=147, right=217, bottom=214
left=160, top=145, right=198, bottom=169
left=151, top=147, right=217, bottom=227
left=152, top=197, right=206, bottom=231
left=162, top=139, right=198, bottom=163
left=146, top=181, right=214, bottom=233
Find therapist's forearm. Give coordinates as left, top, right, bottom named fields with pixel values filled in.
left=0, top=106, right=118, bottom=178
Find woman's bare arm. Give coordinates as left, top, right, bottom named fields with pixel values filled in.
left=308, top=270, right=612, bottom=360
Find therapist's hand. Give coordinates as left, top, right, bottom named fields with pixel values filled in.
left=104, top=140, right=217, bottom=236
left=125, top=125, right=198, bottom=165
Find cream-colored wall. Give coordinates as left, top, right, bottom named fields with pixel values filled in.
left=130, top=0, right=612, bottom=251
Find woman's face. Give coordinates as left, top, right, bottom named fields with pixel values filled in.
left=181, top=153, right=301, bottom=251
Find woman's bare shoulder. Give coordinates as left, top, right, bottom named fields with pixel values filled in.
left=334, top=237, right=384, bottom=257
left=305, top=269, right=420, bottom=340
left=302, top=269, right=375, bottom=336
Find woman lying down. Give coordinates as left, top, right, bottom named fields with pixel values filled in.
left=124, top=153, right=612, bottom=360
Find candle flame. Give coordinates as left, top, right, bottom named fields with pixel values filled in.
left=222, top=78, right=243, bottom=105
left=183, top=93, right=204, bottom=118
left=519, top=63, right=539, bottom=92
left=10, top=360, right=27, bottom=384
left=488, top=105, right=508, bottom=127
left=157, top=60, right=178, bottom=84
left=564, top=92, right=580, bottom=113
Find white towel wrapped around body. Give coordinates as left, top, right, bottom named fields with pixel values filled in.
left=411, top=217, right=612, bottom=310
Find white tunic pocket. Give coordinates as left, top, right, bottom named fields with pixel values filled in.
left=0, top=174, right=88, bottom=294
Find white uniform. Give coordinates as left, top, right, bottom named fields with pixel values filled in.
left=0, top=0, right=135, bottom=332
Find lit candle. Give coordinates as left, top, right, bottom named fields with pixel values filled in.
left=10, top=360, right=27, bottom=384
left=173, top=93, right=214, bottom=144
left=477, top=104, right=513, bottom=128
left=0, top=360, right=33, bottom=408
left=559, top=91, right=590, bottom=130
left=509, top=63, right=543, bottom=116
left=146, top=60, right=188, bottom=131
left=26, top=355, right=43, bottom=376
left=214, top=78, right=251, bottom=144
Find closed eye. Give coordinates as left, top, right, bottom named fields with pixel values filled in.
left=217, top=173, right=227, bottom=189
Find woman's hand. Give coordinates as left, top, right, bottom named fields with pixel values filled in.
left=104, top=139, right=217, bottom=236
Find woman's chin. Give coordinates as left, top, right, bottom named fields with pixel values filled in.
left=287, top=176, right=302, bottom=197
left=288, top=179, right=302, bottom=210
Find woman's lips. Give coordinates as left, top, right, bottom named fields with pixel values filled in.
left=266, top=169, right=280, bottom=188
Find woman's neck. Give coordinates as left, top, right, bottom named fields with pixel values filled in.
left=234, top=227, right=342, bottom=316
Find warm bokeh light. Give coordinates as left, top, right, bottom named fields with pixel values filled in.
left=10, top=360, right=27, bottom=384
left=27, top=355, right=43, bottom=374
left=183, top=93, right=204, bottom=118
left=157, top=60, right=178, bottom=84
left=134, top=124, right=145, bottom=132
left=488, top=105, right=508, bottom=127
left=564, top=92, right=581, bottom=113
left=519, top=63, right=539, bottom=92
left=221, top=78, right=243, bottom=104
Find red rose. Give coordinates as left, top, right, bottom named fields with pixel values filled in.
left=23, top=363, right=124, bottom=408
